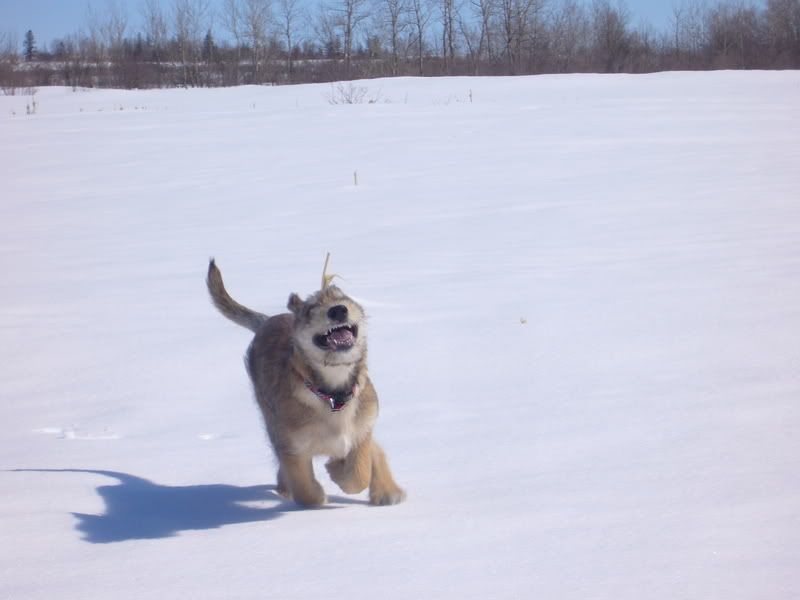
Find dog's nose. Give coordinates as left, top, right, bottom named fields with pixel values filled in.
left=327, top=305, right=348, bottom=323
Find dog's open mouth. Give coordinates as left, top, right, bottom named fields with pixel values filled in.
left=313, top=324, right=358, bottom=351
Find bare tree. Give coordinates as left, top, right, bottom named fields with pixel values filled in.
left=458, top=9, right=480, bottom=72
left=0, top=31, right=20, bottom=94
left=476, top=0, right=496, bottom=65
left=549, top=0, right=590, bottom=72
left=524, top=0, right=547, bottom=71
left=172, top=0, right=212, bottom=86
left=627, top=21, right=660, bottom=72
left=141, top=0, right=169, bottom=63
left=322, top=0, right=371, bottom=75
left=83, top=4, right=108, bottom=71
left=670, top=0, right=706, bottom=67
left=458, top=0, right=494, bottom=73
left=765, top=0, right=800, bottom=66
left=315, top=5, right=338, bottom=59
left=409, top=0, right=432, bottom=74
left=278, top=0, right=302, bottom=78
left=222, top=0, right=244, bottom=83
left=242, top=0, right=271, bottom=83
left=173, top=0, right=193, bottom=85
left=499, top=0, right=543, bottom=74
left=591, top=0, right=631, bottom=72
left=671, top=1, right=685, bottom=58
left=101, top=0, right=128, bottom=56
left=705, top=1, right=763, bottom=69
left=98, top=0, right=130, bottom=85
left=439, top=0, right=457, bottom=72
left=682, top=0, right=706, bottom=58
left=377, top=0, right=409, bottom=74
left=0, top=31, right=18, bottom=59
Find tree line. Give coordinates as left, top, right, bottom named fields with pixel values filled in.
left=1, top=0, right=799, bottom=92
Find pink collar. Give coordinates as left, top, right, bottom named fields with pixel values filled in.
left=303, top=380, right=357, bottom=412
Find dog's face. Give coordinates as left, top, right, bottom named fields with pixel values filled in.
left=288, top=286, right=367, bottom=366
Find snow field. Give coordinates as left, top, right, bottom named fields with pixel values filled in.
left=1, top=71, right=799, bottom=599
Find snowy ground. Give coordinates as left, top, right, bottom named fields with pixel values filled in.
left=1, top=71, right=799, bottom=599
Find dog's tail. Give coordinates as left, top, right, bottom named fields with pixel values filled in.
left=206, top=259, right=268, bottom=332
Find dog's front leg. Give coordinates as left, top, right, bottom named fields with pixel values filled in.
left=327, top=439, right=406, bottom=505
left=279, top=453, right=326, bottom=507
left=325, top=437, right=372, bottom=494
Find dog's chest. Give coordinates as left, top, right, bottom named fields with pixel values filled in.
left=320, top=426, right=354, bottom=458
left=296, top=417, right=357, bottom=458
left=293, top=392, right=360, bottom=458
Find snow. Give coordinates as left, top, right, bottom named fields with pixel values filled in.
left=2, top=71, right=800, bottom=599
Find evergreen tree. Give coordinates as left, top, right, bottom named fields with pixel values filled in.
left=203, top=29, right=215, bottom=62
left=23, top=30, right=36, bottom=62
left=134, top=33, right=145, bottom=59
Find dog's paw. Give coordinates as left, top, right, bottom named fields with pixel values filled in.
left=338, top=480, right=368, bottom=494
left=369, top=486, right=407, bottom=506
left=293, top=482, right=327, bottom=508
left=275, top=484, right=292, bottom=501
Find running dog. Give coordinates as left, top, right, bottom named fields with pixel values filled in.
left=206, top=257, right=406, bottom=507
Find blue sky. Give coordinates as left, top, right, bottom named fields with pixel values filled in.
left=0, top=0, right=746, bottom=48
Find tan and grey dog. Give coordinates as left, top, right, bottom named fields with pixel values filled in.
left=206, top=256, right=406, bottom=507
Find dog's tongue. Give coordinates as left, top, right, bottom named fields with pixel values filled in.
left=329, top=328, right=355, bottom=347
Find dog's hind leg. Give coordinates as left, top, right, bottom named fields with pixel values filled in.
left=278, top=453, right=326, bottom=507
left=276, top=466, right=291, bottom=500
left=367, top=441, right=406, bottom=506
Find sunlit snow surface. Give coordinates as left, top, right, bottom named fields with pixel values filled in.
left=2, top=72, right=799, bottom=599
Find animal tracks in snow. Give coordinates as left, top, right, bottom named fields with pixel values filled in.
left=197, top=433, right=236, bottom=441
left=31, top=428, right=232, bottom=441
left=33, top=426, right=121, bottom=441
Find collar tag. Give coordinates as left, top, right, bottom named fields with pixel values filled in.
left=304, top=379, right=354, bottom=412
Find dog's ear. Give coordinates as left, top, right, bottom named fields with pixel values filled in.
left=287, top=293, right=304, bottom=316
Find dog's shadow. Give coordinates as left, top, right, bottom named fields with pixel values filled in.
left=13, top=469, right=367, bottom=543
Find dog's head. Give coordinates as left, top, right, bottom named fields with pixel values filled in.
left=288, top=285, right=367, bottom=365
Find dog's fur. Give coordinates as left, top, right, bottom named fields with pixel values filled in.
left=206, top=260, right=405, bottom=507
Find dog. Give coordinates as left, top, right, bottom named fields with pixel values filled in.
left=206, top=258, right=406, bottom=507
